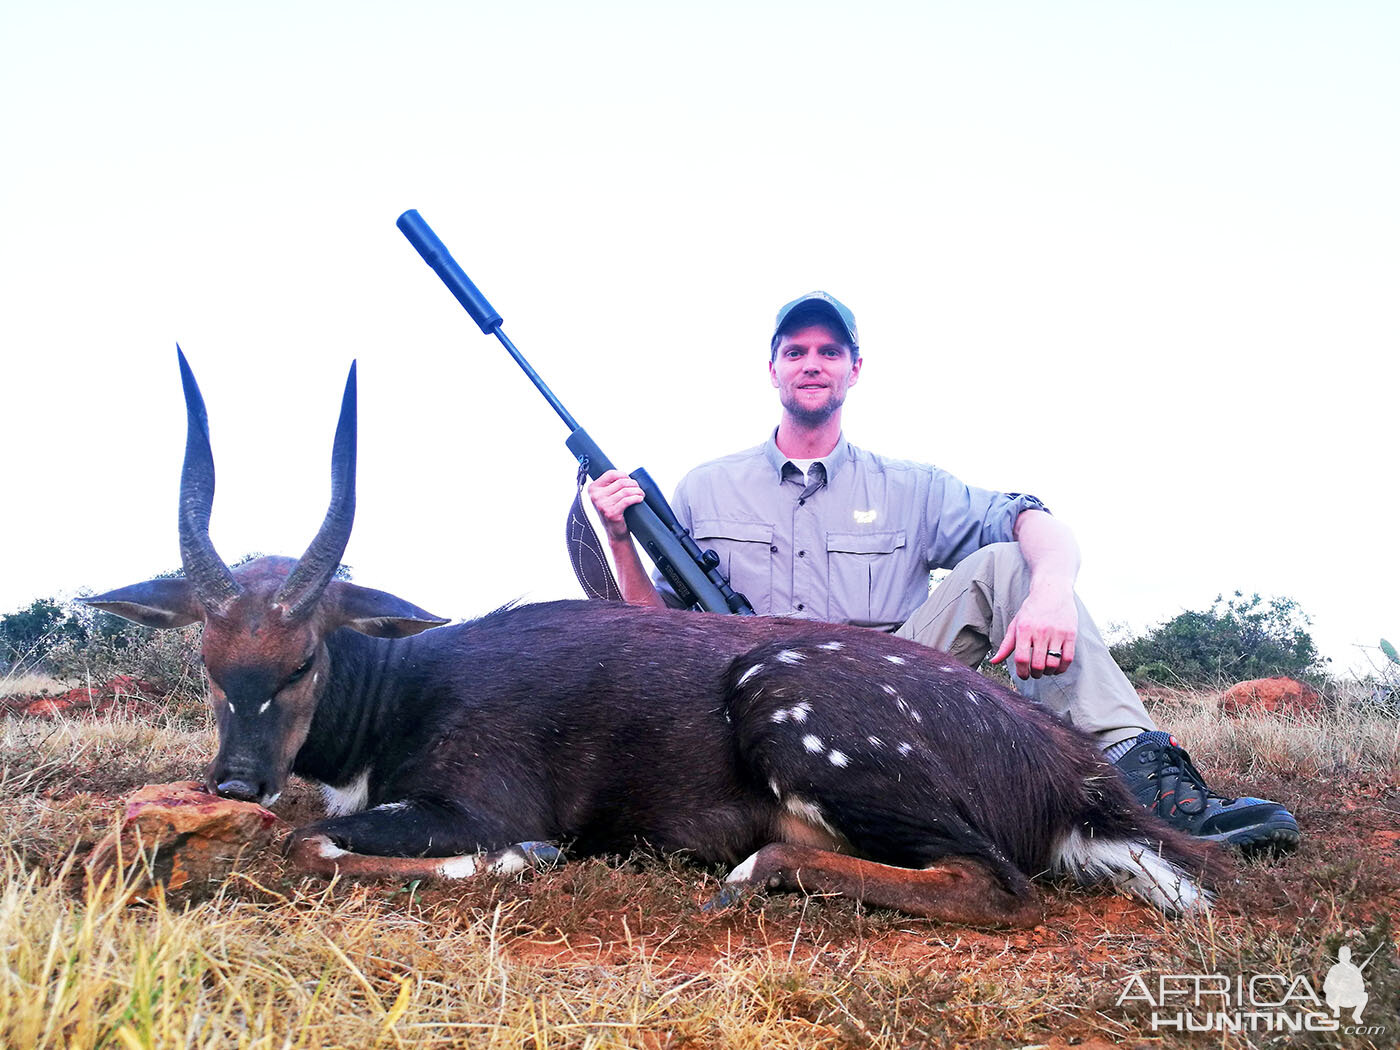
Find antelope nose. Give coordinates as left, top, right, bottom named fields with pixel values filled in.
left=216, top=779, right=262, bottom=802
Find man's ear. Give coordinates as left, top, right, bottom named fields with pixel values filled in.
left=85, top=579, right=204, bottom=628
left=326, top=581, right=450, bottom=638
left=848, top=354, right=863, bottom=385
left=769, top=359, right=780, bottom=388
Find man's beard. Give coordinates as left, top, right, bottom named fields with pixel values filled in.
left=782, top=390, right=845, bottom=427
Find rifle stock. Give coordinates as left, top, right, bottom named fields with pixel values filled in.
left=398, top=209, right=754, bottom=616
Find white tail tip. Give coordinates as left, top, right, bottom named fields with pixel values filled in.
left=1052, top=828, right=1211, bottom=914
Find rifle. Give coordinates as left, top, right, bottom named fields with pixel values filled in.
left=397, top=209, right=755, bottom=616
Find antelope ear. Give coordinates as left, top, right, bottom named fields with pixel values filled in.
left=327, top=581, right=450, bottom=638
left=85, top=579, right=204, bottom=628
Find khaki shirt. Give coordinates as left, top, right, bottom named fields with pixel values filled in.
left=656, top=432, right=1048, bottom=631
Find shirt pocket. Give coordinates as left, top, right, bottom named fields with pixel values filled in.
left=826, top=529, right=908, bottom=628
left=691, top=519, right=775, bottom=614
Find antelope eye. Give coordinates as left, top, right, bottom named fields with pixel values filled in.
left=286, top=658, right=315, bottom=685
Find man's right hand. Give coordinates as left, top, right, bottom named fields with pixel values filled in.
left=588, top=469, right=646, bottom=542
left=585, top=469, right=667, bottom=608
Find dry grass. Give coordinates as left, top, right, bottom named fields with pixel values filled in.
left=0, top=683, right=1396, bottom=1049
left=0, top=852, right=1097, bottom=1050
left=0, top=672, right=70, bottom=699
left=1145, top=683, right=1400, bottom=780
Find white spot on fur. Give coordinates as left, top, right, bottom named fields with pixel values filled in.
left=769, top=777, right=783, bottom=798
left=322, top=769, right=371, bottom=817
left=910, top=709, right=923, bottom=723
left=315, top=835, right=348, bottom=860
left=437, top=855, right=479, bottom=879
left=829, top=750, right=849, bottom=767
left=818, top=641, right=844, bottom=651
left=884, top=655, right=905, bottom=665
left=881, top=684, right=899, bottom=696
left=738, top=664, right=764, bottom=686
left=312, top=672, right=320, bottom=685
left=775, top=650, right=805, bottom=664
left=771, top=708, right=789, bottom=723
left=258, top=700, right=272, bottom=715
left=790, top=701, right=812, bottom=723
left=227, top=702, right=237, bottom=714
left=263, top=791, right=281, bottom=806
left=784, top=796, right=838, bottom=835
left=965, top=690, right=981, bottom=705
left=373, top=801, right=409, bottom=812
left=867, top=735, right=884, bottom=748
left=1052, top=828, right=1208, bottom=914
left=897, top=742, right=913, bottom=756
left=726, top=852, right=759, bottom=883
left=802, top=734, right=824, bottom=753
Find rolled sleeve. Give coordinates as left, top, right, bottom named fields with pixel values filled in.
left=926, top=473, right=1050, bottom=569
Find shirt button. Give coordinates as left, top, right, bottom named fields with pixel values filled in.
left=798, top=498, right=806, bottom=506
left=770, top=545, right=778, bottom=553
left=798, top=550, right=806, bottom=558
left=796, top=603, right=805, bottom=611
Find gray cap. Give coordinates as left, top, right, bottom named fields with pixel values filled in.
left=773, top=291, right=859, bottom=350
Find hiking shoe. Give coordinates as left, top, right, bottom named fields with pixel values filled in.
left=1112, top=731, right=1301, bottom=856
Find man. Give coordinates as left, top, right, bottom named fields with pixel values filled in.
left=589, top=291, right=1300, bottom=854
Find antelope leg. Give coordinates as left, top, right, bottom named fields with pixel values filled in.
left=724, top=843, right=1041, bottom=927
left=286, top=800, right=561, bottom=880
left=288, top=831, right=562, bottom=880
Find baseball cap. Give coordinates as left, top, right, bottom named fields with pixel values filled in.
left=773, top=291, right=859, bottom=351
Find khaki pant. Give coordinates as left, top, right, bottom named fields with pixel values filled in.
left=895, top=543, right=1153, bottom=746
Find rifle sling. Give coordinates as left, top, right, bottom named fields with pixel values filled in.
left=568, top=459, right=625, bottom=602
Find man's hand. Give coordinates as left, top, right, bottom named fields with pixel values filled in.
left=990, top=508, right=1082, bottom=679
left=990, top=584, right=1078, bottom=679
left=588, top=470, right=646, bottom=542
left=586, top=469, right=665, bottom=608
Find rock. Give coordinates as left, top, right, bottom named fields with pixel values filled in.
left=86, top=781, right=289, bottom=895
left=1220, top=676, right=1322, bottom=717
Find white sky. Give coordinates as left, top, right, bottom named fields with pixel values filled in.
left=2, top=1, right=1396, bottom=674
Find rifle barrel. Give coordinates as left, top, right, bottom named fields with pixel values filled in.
left=397, top=209, right=580, bottom=432
left=397, top=209, right=753, bottom=615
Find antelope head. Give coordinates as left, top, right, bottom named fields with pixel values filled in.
left=88, top=349, right=447, bottom=804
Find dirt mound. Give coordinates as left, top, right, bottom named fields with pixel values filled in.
left=1, top=674, right=162, bottom=719
left=1220, top=676, right=1321, bottom=716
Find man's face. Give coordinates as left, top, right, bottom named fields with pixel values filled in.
left=769, top=323, right=862, bottom=426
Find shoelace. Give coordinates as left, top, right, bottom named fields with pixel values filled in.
left=1144, top=740, right=1225, bottom=816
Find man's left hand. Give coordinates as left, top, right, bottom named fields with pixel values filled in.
left=990, top=586, right=1078, bottom=679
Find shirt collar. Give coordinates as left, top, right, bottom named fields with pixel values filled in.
left=763, top=429, right=851, bottom=483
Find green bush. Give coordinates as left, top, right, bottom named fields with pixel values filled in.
left=0, top=593, right=203, bottom=697
left=1371, top=637, right=1400, bottom=709
left=1110, top=591, right=1324, bottom=687
left=0, top=597, right=90, bottom=671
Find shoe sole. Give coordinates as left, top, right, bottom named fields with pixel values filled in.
left=1201, top=821, right=1302, bottom=857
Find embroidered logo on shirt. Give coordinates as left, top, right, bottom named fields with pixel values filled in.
left=853, top=509, right=877, bottom=524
